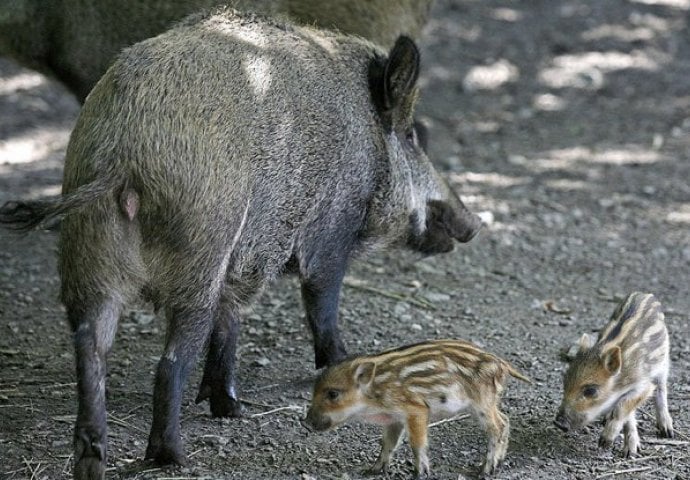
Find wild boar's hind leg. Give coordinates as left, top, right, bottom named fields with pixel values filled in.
left=69, top=299, right=122, bottom=480
left=146, top=307, right=214, bottom=465
left=195, top=293, right=243, bottom=418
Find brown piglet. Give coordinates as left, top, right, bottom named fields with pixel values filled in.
left=555, top=292, right=673, bottom=457
left=304, top=339, right=531, bottom=477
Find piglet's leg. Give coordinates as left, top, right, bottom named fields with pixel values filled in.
left=599, top=386, right=653, bottom=453
left=477, top=404, right=510, bottom=476
left=406, top=409, right=430, bottom=479
left=622, top=412, right=640, bottom=458
left=654, top=374, right=674, bottom=438
left=367, top=422, right=405, bottom=474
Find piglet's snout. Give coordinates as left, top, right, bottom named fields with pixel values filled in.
left=554, top=412, right=570, bottom=432
left=302, top=409, right=331, bottom=432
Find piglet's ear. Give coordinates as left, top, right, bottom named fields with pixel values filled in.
left=578, top=333, right=593, bottom=352
left=354, top=362, right=377, bottom=388
left=602, top=346, right=622, bottom=375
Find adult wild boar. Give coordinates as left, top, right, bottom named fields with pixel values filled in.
left=0, top=0, right=434, bottom=101
left=0, top=9, right=480, bottom=479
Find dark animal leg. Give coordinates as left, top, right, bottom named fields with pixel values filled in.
left=195, top=298, right=243, bottom=417
left=146, top=307, right=213, bottom=465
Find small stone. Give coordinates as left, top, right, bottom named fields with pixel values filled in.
left=410, top=323, right=423, bottom=331
left=424, top=292, right=451, bottom=302
left=255, top=357, right=270, bottom=367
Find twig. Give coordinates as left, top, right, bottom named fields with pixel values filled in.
left=242, top=383, right=281, bottom=393
left=251, top=405, right=302, bottom=417
left=344, top=279, right=436, bottom=310
left=596, top=466, right=652, bottom=478
left=429, top=413, right=470, bottom=428
left=22, top=457, right=39, bottom=480
left=240, top=398, right=280, bottom=409
left=62, top=454, right=73, bottom=474
left=611, top=454, right=659, bottom=466
left=643, top=437, right=689, bottom=446
left=39, top=382, right=76, bottom=391
left=107, top=413, right=148, bottom=434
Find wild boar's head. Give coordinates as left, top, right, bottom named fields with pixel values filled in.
left=368, top=36, right=482, bottom=255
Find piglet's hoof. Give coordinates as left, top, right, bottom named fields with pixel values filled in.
left=598, top=436, right=613, bottom=450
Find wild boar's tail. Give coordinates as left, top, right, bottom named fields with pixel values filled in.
left=504, top=361, right=533, bottom=384
left=0, top=176, right=120, bottom=232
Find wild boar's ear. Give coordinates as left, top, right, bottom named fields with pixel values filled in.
left=578, top=333, right=593, bottom=352
left=602, top=346, right=622, bottom=375
left=354, top=362, right=377, bottom=388
left=383, top=36, right=420, bottom=111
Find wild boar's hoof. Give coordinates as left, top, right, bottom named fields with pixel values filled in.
left=73, top=427, right=106, bottom=480
left=145, top=440, right=187, bottom=466
left=195, top=380, right=244, bottom=418
left=73, top=457, right=105, bottom=480
left=209, top=394, right=244, bottom=418
left=314, top=341, right=347, bottom=369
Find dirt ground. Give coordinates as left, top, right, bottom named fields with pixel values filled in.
left=1, top=0, right=689, bottom=479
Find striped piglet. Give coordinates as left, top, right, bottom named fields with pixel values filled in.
left=554, top=292, right=674, bottom=457
left=303, top=339, right=530, bottom=477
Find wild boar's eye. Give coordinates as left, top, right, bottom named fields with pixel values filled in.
left=326, top=389, right=340, bottom=401
left=582, top=385, right=598, bottom=398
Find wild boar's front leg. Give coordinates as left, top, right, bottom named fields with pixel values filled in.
left=146, top=307, right=213, bottom=465
left=195, top=296, right=243, bottom=418
left=299, top=251, right=350, bottom=369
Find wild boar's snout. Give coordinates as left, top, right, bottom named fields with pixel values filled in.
left=431, top=194, right=483, bottom=244
left=452, top=207, right=483, bottom=243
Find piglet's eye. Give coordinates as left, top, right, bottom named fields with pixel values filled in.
left=583, top=385, right=598, bottom=398
left=326, top=390, right=340, bottom=401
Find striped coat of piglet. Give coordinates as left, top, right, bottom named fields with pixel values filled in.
left=304, top=339, right=530, bottom=477
left=555, top=292, right=674, bottom=458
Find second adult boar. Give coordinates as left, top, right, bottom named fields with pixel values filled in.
left=0, top=0, right=434, bottom=101
left=0, top=9, right=481, bottom=479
